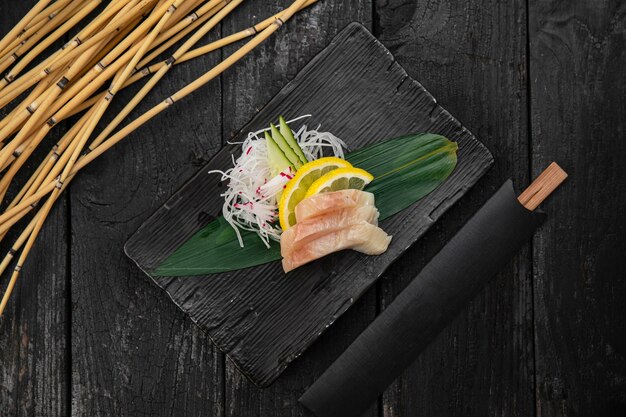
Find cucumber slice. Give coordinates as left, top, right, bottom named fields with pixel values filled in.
left=270, top=123, right=303, bottom=169
left=279, top=116, right=308, bottom=164
left=265, top=131, right=295, bottom=176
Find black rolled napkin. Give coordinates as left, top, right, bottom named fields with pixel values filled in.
left=300, top=180, right=546, bottom=417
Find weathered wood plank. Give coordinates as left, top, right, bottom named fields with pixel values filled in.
left=529, top=0, right=626, bottom=415
left=0, top=195, right=68, bottom=417
left=0, top=1, right=69, bottom=415
left=220, top=2, right=375, bottom=415
left=69, top=24, right=225, bottom=417
left=375, top=0, right=535, bottom=415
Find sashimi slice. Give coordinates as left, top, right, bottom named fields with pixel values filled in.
left=280, top=205, right=379, bottom=258
left=282, top=222, right=392, bottom=273
left=295, top=190, right=375, bottom=223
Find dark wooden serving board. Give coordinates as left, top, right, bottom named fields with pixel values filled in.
left=125, top=22, right=493, bottom=387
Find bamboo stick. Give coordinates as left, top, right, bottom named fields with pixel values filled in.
left=0, top=53, right=76, bottom=143
left=0, top=106, right=99, bottom=234
left=28, top=108, right=99, bottom=200
left=95, top=0, right=178, bottom=71
left=61, top=20, right=145, bottom=119
left=0, top=124, right=52, bottom=203
left=1, top=14, right=51, bottom=60
left=0, top=96, right=104, bottom=235
left=0, top=0, right=52, bottom=61
left=0, top=0, right=85, bottom=81
left=0, top=164, right=76, bottom=313
left=0, top=67, right=99, bottom=180
left=136, top=0, right=227, bottom=69
left=0, top=0, right=75, bottom=60
left=0, top=68, right=61, bottom=137
left=0, top=191, right=56, bottom=316
left=18, top=11, right=52, bottom=39
left=164, top=0, right=205, bottom=30
left=0, top=0, right=140, bottom=104
left=0, top=85, right=57, bottom=155
left=0, top=214, right=38, bottom=274
left=22, top=0, right=74, bottom=32
left=0, top=214, right=40, bottom=306
left=180, top=0, right=317, bottom=62
left=0, top=41, right=103, bottom=174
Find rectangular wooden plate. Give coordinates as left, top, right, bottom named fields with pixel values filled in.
left=125, top=22, right=493, bottom=387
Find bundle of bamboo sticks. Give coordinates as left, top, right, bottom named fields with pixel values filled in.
left=0, top=0, right=317, bottom=315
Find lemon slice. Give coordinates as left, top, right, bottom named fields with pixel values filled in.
left=279, top=157, right=352, bottom=230
left=305, top=167, right=374, bottom=198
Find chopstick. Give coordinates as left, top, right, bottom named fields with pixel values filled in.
left=518, top=162, right=568, bottom=210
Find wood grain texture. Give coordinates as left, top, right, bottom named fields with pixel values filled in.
left=69, top=23, right=225, bottom=417
left=517, top=162, right=568, bottom=211
left=0, top=1, right=69, bottom=415
left=220, top=2, right=377, bottom=416
left=0, top=188, right=68, bottom=417
left=529, top=1, right=626, bottom=415
left=125, top=23, right=493, bottom=389
left=375, top=0, right=535, bottom=416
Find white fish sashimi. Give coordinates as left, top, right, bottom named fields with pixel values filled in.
left=295, top=189, right=375, bottom=223
left=280, top=205, right=379, bottom=258
left=282, top=222, right=392, bottom=273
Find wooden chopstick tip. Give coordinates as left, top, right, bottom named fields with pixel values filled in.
left=518, top=162, right=568, bottom=211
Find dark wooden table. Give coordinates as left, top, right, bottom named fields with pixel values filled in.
left=1, top=0, right=625, bottom=416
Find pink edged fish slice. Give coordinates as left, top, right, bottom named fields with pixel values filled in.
left=282, top=222, right=391, bottom=273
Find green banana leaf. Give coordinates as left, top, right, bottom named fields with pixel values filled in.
left=153, top=133, right=458, bottom=276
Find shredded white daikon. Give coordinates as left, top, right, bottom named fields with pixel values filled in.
left=209, top=115, right=347, bottom=248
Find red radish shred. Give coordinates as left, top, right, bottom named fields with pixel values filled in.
left=209, top=115, right=347, bottom=248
